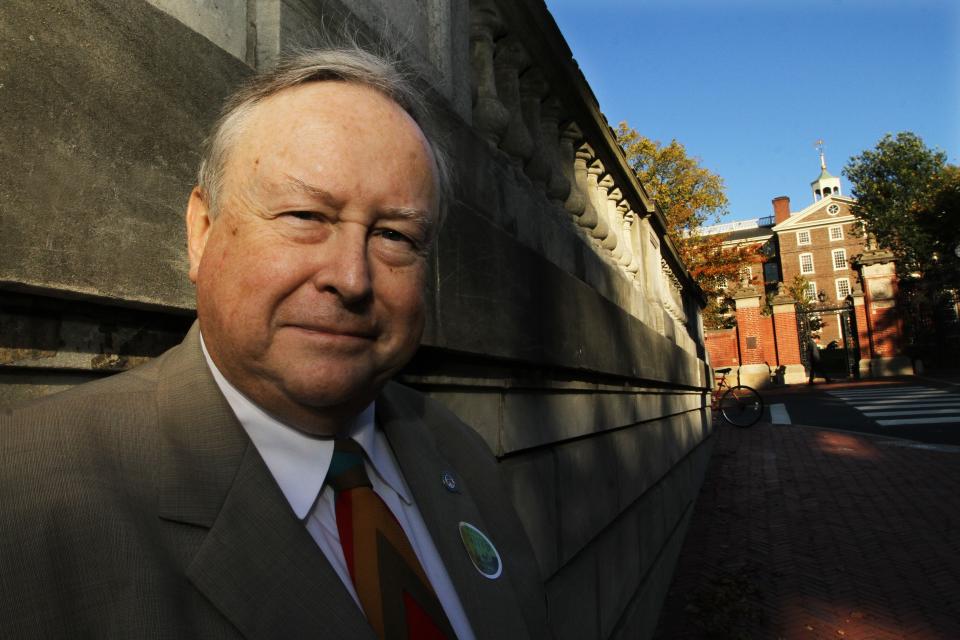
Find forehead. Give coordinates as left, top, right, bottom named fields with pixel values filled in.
left=226, top=81, right=438, bottom=209
left=240, top=81, right=428, bottom=156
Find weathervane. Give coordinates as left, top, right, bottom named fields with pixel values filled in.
left=814, top=138, right=826, bottom=169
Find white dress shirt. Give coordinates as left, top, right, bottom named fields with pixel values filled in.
left=200, top=337, right=475, bottom=640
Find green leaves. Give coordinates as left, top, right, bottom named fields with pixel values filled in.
left=843, top=132, right=957, bottom=281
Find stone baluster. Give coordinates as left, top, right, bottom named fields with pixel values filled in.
left=586, top=159, right=613, bottom=248
left=539, top=96, right=571, bottom=205
left=573, top=143, right=600, bottom=237
left=493, top=36, right=533, bottom=167
left=597, top=174, right=620, bottom=258
left=621, top=205, right=641, bottom=278
left=518, top=67, right=552, bottom=189
left=609, top=188, right=632, bottom=268
left=560, top=122, right=587, bottom=219
left=469, top=0, right=509, bottom=147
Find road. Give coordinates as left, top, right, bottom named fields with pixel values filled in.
left=761, top=376, right=960, bottom=446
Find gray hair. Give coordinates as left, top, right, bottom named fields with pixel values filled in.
left=196, top=47, right=452, bottom=227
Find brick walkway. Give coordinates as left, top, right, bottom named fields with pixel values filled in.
left=653, top=422, right=960, bottom=639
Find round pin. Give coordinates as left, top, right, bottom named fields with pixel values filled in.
left=458, top=521, right=502, bottom=579
left=441, top=471, right=459, bottom=493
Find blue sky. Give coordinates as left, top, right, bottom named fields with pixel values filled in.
left=543, top=0, right=959, bottom=223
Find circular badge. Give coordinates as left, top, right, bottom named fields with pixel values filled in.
left=441, top=471, right=459, bottom=493
left=458, top=522, right=502, bottom=579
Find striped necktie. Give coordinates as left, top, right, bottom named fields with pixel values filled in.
left=327, top=438, right=455, bottom=640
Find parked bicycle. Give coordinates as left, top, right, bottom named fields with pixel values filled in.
left=712, top=367, right=764, bottom=427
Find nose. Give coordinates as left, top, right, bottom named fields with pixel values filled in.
left=313, top=223, right=373, bottom=306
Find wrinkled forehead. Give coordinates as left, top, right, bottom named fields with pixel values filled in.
left=223, top=82, right=441, bottom=216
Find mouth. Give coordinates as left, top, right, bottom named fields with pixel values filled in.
left=283, top=324, right=377, bottom=342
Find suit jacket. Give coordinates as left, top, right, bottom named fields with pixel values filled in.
left=0, top=324, right=549, bottom=639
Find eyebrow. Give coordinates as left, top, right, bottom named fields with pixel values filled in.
left=281, top=174, right=434, bottom=233
left=281, top=175, right=344, bottom=209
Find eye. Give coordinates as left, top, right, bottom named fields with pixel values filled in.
left=375, top=228, right=413, bottom=244
left=284, top=211, right=324, bottom=222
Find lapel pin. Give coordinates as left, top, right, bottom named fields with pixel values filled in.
left=458, top=521, right=502, bottom=579
left=441, top=471, right=459, bottom=493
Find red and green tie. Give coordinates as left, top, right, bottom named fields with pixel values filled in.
left=327, top=438, right=455, bottom=640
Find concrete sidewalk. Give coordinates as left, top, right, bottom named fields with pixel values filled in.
left=653, top=421, right=960, bottom=639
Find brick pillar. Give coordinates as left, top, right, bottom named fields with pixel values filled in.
left=856, top=251, right=912, bottom=376
left=852, top=291, right=871, bottom=355
left=732, top=287, right=769, bottom=387
left=771, top=293, right=806, bottom=384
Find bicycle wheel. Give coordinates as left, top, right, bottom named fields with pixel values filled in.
left=719, top=385, right=764, bottom=427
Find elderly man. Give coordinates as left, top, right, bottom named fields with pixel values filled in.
left=0, top=48, right=548, bottom=639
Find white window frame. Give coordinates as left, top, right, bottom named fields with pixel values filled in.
left=829, top=225, right=844, bottom=241
left=796, top=230, right=811, bottom=246
left=832, top=248, right=847, bottom=271
left=835, top=277, right=851, bottom=300
left=806, top=281, right=817, bottom=301
left=740, top=265, right=753, bottom=283
left=799, top=252, right=815, bottom=274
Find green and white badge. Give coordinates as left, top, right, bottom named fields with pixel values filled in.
left=458, top=521, right=502, bottom=579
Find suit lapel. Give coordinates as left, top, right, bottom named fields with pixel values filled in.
left=156, top=323, right=375, bottom=640
left=378, top=385, right=531, bottom=639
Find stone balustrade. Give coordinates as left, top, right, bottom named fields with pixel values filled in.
left=467, top=0, right=702, bottom=354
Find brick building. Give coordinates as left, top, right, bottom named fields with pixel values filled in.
left=703, top=152, right=911, bottom=385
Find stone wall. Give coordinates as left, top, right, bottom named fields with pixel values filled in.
left=0, top=2, right=713, bottom=638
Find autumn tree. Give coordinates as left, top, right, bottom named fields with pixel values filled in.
left=616, top=122, right=759, bottom=328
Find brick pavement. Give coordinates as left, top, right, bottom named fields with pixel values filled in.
left=653, top=422, right=960, bottom=639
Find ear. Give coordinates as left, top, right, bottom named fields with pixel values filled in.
left=186, top=187, right=213, bottom=284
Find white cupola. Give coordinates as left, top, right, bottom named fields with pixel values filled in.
left=811, top=140, right=842, bottom=202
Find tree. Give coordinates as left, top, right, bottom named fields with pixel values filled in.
left=616, top=122, right=760, bottom=329
left=843, top=132, right=960, bottom=281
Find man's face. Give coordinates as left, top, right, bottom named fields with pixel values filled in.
left=187, top=81, right=438, bottom=431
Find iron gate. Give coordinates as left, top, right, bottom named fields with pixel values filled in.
left=796, top=297, right=861, bottom=379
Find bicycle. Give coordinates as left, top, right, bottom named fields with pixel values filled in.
left=711, top=367, right=764, bottom=427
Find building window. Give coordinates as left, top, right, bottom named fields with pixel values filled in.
left=829, top=225, right=844, bottom=241
left=832, top=248, right=847, bottom=271
left=740, top=265, right=753, bottom=284
left=806, top=281, right=817, bottom=301
left=800, top=252, right=815, bottom=274
left=797, top=230, right=811, bottom=246
left=835, top=278, right=851, bottom=300
left=763, top=262, right=779, bottom=283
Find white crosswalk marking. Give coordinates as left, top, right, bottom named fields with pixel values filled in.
left=828, top=385, right=960, bottom=427
left=769, top=403, right=791, bottom=424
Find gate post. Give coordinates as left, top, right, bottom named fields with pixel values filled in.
left=771, top=292, right=806, bottom=384
left=732, top=286, right=769, bottom=388
left=855, top=250, right=912, bottom=376
left=850, top=289, right=870, bottom=378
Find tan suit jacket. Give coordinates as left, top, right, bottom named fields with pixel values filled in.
left=0, top=324, right=549, bottom=639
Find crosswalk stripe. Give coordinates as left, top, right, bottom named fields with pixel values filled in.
left=877, top=417, right=960, bottom=426
left=850, top=401, right=960, bottom=409
left=829, top=390, right=952, bottom=398
left=830, top=396, right=952, bottom=402
left=864, top=408, right=960, bottom=417
left=827, top=384, right=960, bottom=427
left=828, top=385, right=941, bottom=391
left=769, top=403, right=791, bottom=424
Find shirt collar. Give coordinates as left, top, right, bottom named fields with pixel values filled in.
left=199, top=333, right=411, bottom=518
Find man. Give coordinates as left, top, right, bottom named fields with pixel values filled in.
left=807, top=335, right=832, bottom=384
left=0, top=48, right=549, bottom=639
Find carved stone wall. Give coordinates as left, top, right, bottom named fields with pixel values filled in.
left=0, top=2, right=712, bottom=638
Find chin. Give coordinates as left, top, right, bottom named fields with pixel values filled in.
left=280, top=368, right=382, bottom=413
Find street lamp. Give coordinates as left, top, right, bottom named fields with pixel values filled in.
left=817, top=290, right=826, bottom=304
